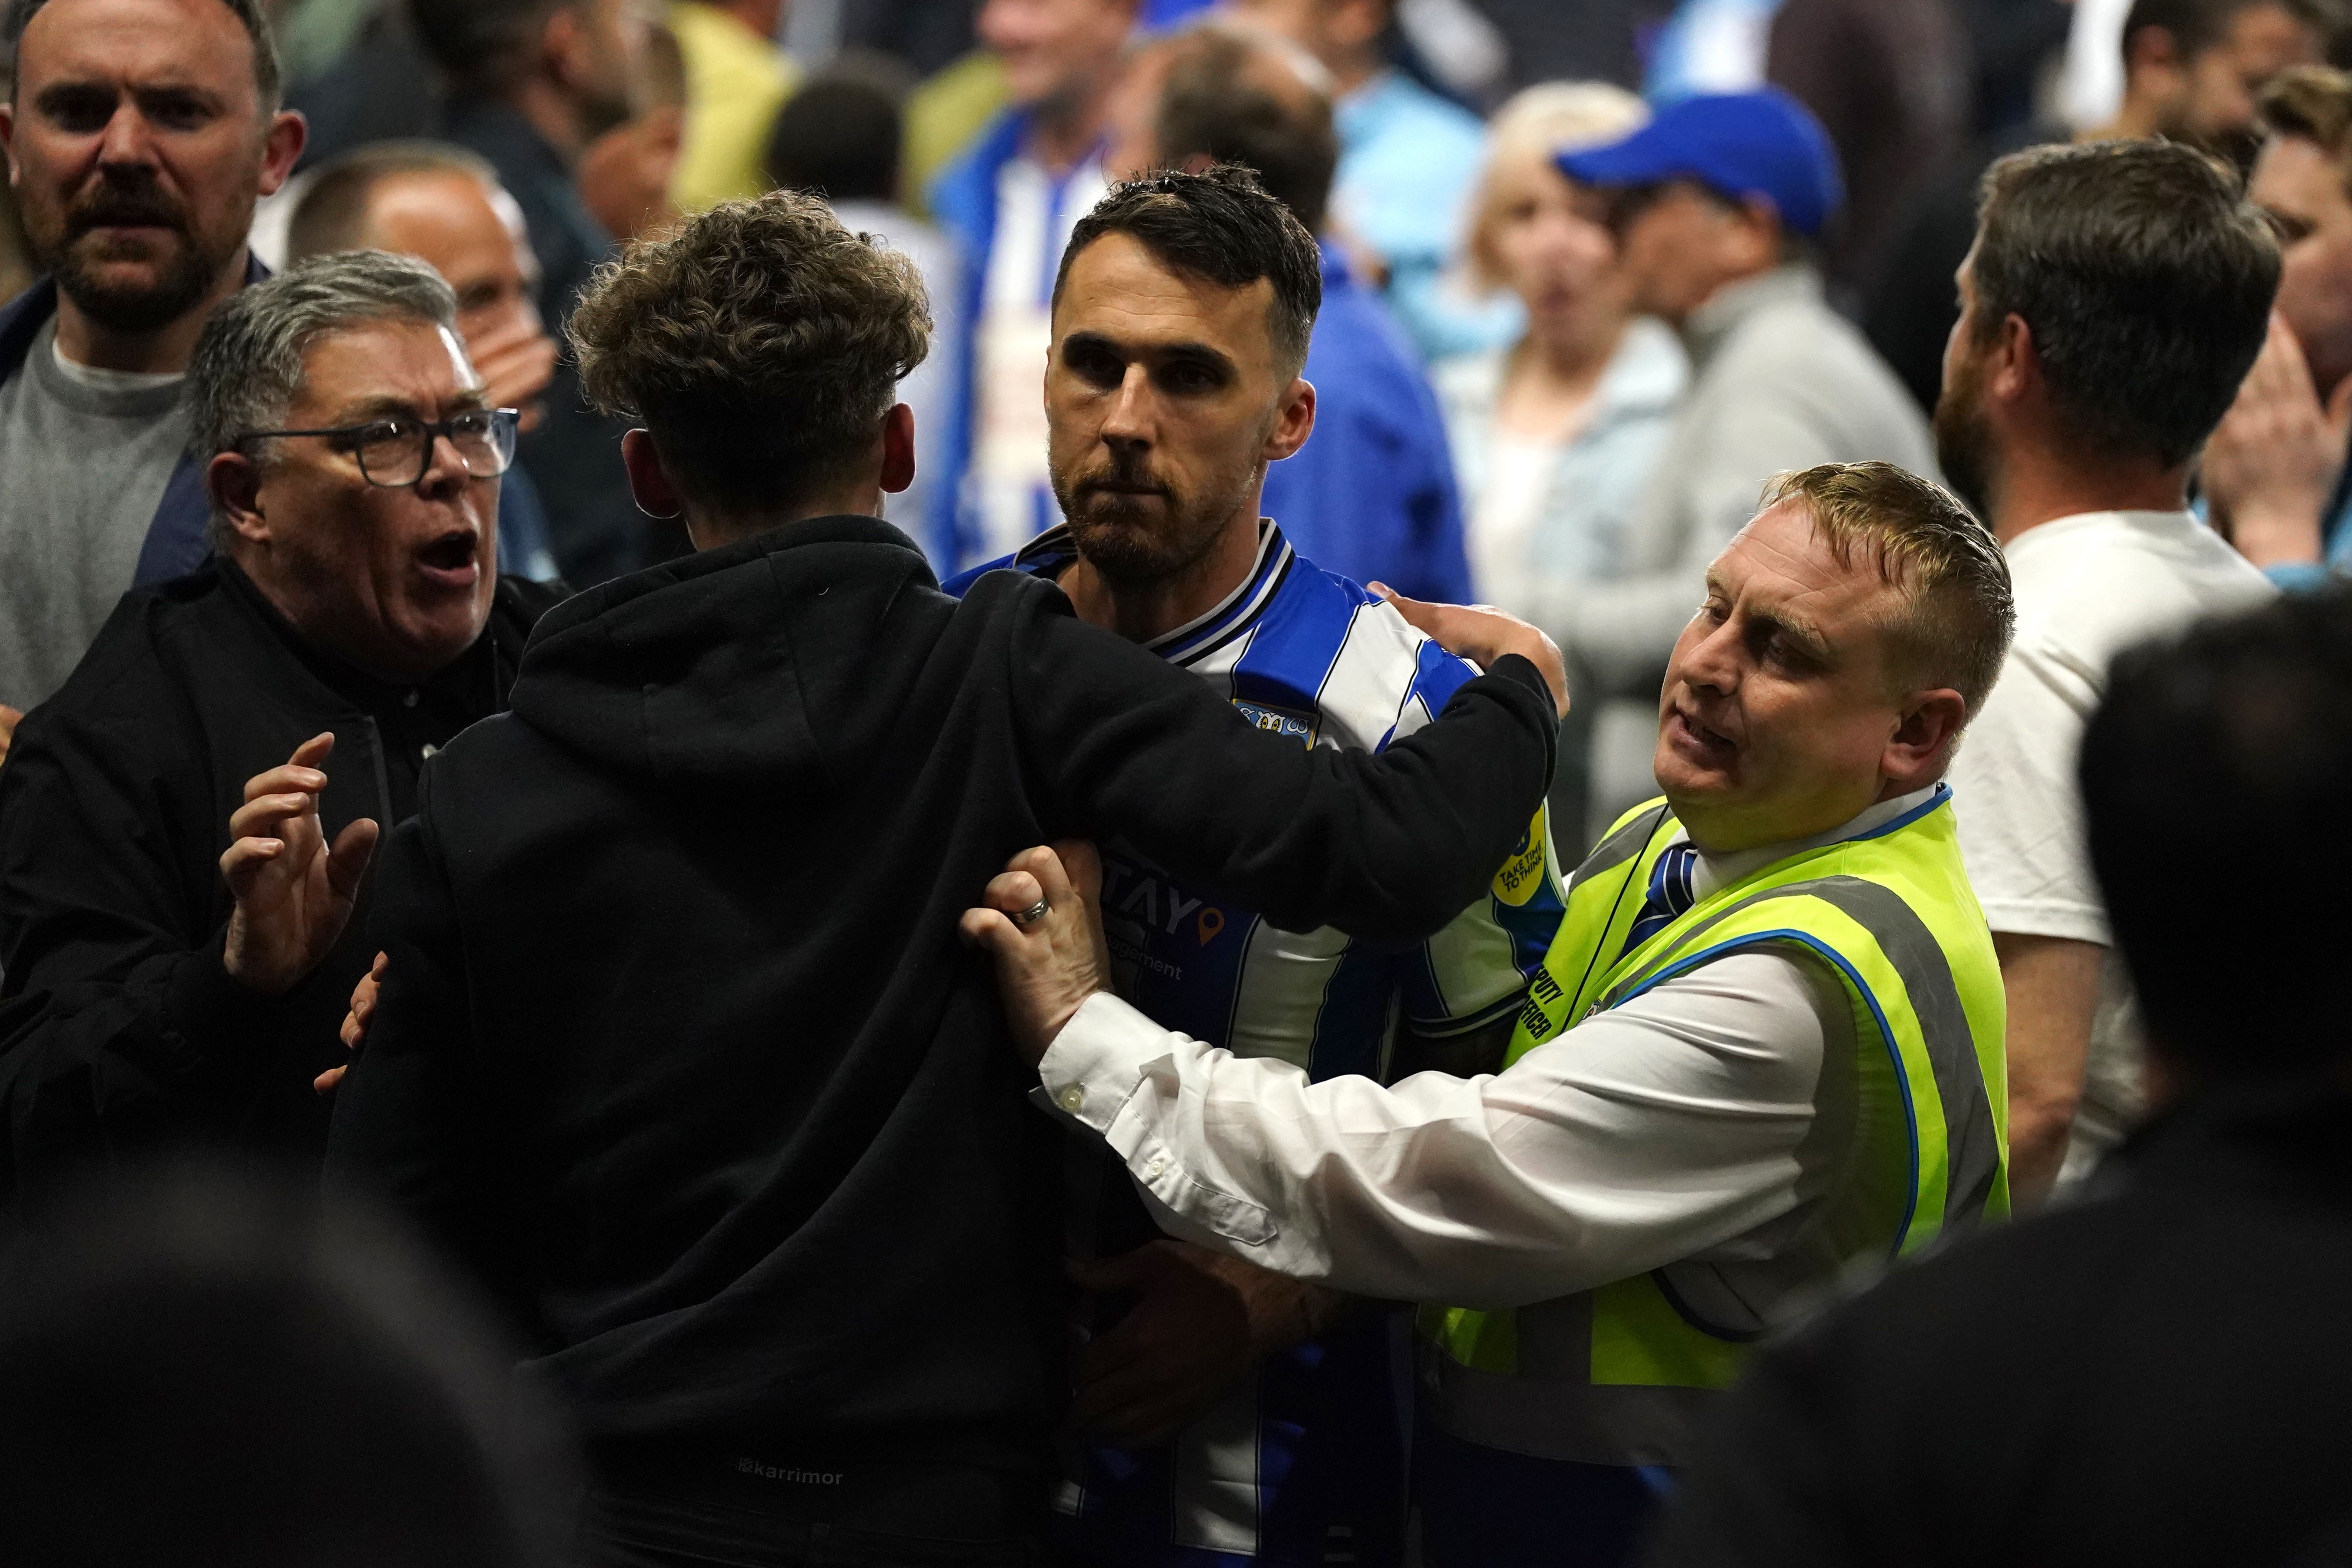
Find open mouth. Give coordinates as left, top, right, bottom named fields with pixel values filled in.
left=1668, top=704, right=1737, bottom=756
left=415, top=530, right=481, bottom=585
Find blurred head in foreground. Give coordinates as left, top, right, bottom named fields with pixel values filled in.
left=0, top=1164, right=579, bottom=1568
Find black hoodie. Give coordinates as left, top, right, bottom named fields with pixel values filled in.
left=324, top=517, right=1554, bottom=1507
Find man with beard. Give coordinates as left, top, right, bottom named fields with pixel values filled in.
left=0, top=0, right=303, bottom=741
left=0, top=251, right=560, bottom=1207
left=945, top=166, right=1560, bottom=1568
left=1935, top=139, right=2279, bottom=1206
left=410, top=0, right=655, bottom=585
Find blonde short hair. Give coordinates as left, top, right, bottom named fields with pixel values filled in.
left=1464, top=82, right=1648, bottom=294
left=1760, top=462, right=2016, bottom=715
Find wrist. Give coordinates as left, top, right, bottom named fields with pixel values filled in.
left=2227, top=499, right=2328, bottom=568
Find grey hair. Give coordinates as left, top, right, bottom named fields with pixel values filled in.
left=189, top=249, right=458, bottom=468
left=189, top=252, right=460, bottom=543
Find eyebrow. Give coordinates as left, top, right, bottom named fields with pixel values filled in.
left=1063, top=329, right=1238, bottom=376
left=326, top=387, right=490, bottom=422
left=1705, top=571, right=1835, bottom=663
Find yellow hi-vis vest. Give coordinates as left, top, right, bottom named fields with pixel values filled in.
left=1418, top=788, right=2008, bottom=1466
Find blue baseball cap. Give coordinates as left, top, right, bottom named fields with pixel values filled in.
left=1556, top=88, right=1843, bottom=238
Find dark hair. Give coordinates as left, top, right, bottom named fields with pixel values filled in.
left=765, top=70, right=906, bottom=204
left=3, top=0, right=281, bottom=110
left=567, top=189, right=931, bottom=517
left=407, top=0, right=561, bottom=98
left=1152, top=30, right=1338, bottom=235
left=2083, top=587, right=2352, bottom=1078
left=1971, top=139, right=2279, bottom=468
left=0, top=1164, right=579, bottom=1568
left=286, top=141, right=503, bottom=262
left=2121, top=0, right=2341, bottom=63
left=2261, top=63, right=2352, bottom=186
left=1054, top=165, right=1323, bottom=376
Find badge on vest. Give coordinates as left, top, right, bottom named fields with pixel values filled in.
left=1232, top=698, right=1318, bottom=747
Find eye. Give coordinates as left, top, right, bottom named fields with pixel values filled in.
left=337, top=418, right=411, bottom=452
left=446, top=409, right=496, bottom=437
left=137, top=88, right=214, bottom=131
left=40, top=84, right=117, bottom=134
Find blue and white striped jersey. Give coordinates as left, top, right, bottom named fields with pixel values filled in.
left=946, top=519, right=1566, bottom=1566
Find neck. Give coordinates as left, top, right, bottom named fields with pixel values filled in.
left=1027, top=78, right=1112, bottom=176
left=1058, top=502, right=1264, bottom=644
left=1329, top=51, right=1382, bottom=97
left=1525, top=310, right=1624, bottom=386
left=2089, top=92, right=2166, bottom=144
left=512, top=76, right=592, bottom=162
left=52, top=246, right=249, bottom=375
left=685, top=477, right=887, bottom=550
left=1988, top=445, right=2189, bottom=544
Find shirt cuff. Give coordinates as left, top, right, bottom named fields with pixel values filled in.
left=162, top=924, right=280, bottom=1067
left=1034, top=990, right=1166, bottom=1133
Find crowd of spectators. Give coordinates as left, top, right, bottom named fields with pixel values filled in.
left=4, top=0, right=2352, bottom=1562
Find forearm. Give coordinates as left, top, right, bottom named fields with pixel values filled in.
left=1993, top=931, right=2106, bottom=1210
left=1041, top=961, right=1823, bottom=1307
left=1019, top=596, right=1556, bottom=941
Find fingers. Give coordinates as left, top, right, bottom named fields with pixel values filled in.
left=957, top=905, right=1018, bottom=953
left=219, top=833, right=286, bottom=894
left=325, top=817, right=380, bottom=901
left=981, top=867, right=1046, bottom=916
left=227, top=790, right=321, bottom=842
left=288, top=730, right=335, bottom=769
left=313, top=1064, right=347, bottom=1095
left=1013, top=843, right=1078, bottom=911
left=1051, top=839, right=1104, bottom=905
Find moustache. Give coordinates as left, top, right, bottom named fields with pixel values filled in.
left=66, top=188, right=189, bottom=241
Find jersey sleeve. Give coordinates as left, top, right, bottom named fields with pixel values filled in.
left=1383, top=638, right=1568, bottom=1036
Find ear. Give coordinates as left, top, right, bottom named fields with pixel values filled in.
left=0, top=102, right=18, bottom=183
left=1886, top=688, right=1969, bottom=790
left=2125, top=23, right=2183, bottom=84
left=620, top=428, right=684, bottom=519
left=1731, top=195, right=1785, bottom=271
left=1989, top=310, right=2039, bottom=405
left=208, top=450, right=272, bottom=547
left=1263, top=375, right=1316, bottom=463
left=542, top=5, right=586, bottom=86
left=880, top=402, right=917, bottom=495
left=257, top=110, right=307, bottom=198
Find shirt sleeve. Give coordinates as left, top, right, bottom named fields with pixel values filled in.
left=1946, top=634, right=2110, bottom=945
left=1036, top=948, right=1839, bottom=1308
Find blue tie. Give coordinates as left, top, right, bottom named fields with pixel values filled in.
left=1621, top=843, right=1700, bottom=960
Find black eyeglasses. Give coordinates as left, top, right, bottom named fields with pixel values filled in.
left=240, top=407, right=521, bottom=489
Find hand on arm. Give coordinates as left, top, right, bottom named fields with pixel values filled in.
left=1370, top=584, right=1570, bottom=718
left=959, top=841, right=1112, bottom=1065
left=0, top=704, right=21, bottom=769
left=1994, top=931, right=2106, bottom=1209
left=2204, top=313, right=2350, bottom=571
left=1069, top=1239, right=1354, bottom=1447
left=219, top=732, right=379, bottom=997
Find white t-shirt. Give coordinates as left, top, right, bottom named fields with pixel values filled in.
left=1468, top=430, right=1557, bottom=603
left=1949, top=510, right=2275, bottom=1183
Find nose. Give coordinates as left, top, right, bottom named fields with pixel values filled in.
left=1099, top=361, right=1153, bottom=456
left=94, top=101, right=162, bottom=174
left=414, top=427, right=472, bottom=501
left=1677, top=613, right=1745, bottom=697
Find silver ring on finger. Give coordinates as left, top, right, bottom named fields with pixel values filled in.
left=1011, top=898, right=1051, bottom=926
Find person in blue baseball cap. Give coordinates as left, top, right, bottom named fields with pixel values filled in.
left=1522, top=87, right=1934, bottom=839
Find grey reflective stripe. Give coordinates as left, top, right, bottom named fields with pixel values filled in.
left=1570, top=800, right=1671, bottom=890
left=1601, top=874, right=2002, bottom=1228
left=1420, top=1343, right=1715, bottom=1467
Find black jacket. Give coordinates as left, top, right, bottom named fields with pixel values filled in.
left=0, top=561, right=561, bottom=1207
left=324, top=517, right=1554, bottom=1492
left=1646, top=1080, right=2352, bottom=1568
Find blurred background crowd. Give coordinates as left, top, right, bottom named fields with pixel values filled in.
left=16, top=0, right=2349, bottom=853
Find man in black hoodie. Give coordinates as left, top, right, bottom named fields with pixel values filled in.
left=323, top=186, right=1562, bottom=1566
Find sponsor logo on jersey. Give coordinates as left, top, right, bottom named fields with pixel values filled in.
left=1490, top=805, right=1549, bottom=908
left=1232, top=698, right=1317, bottom=747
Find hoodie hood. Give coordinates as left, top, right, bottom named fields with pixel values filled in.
left=507, top=515, right=939, bottom=786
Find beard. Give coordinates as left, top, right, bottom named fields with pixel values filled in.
left=1932, top=349, right=2000, bottom=523
left=29, top=175, right=239, bottom=335
left=1051, top=445, right=1258, bottom=585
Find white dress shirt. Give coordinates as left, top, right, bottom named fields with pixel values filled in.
left=1036, top=786, right=1939, bottom=1310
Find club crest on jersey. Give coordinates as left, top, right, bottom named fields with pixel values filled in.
left=1233, top=698, right=1318, bottom=747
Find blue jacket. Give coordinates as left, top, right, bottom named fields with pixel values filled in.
left=926, top=109, right=1033, bottom=571
left=0, top=259, right=268, bottom=587
left=1262, top=246, right=1472, bottom=603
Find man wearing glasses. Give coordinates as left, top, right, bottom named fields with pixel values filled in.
left=0, top=250, right=563, bottom=1210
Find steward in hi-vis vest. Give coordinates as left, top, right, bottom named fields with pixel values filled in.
left=1422, top=786, right=2008, bottom=1468
left=986, top=462, right=2022, bottom=1568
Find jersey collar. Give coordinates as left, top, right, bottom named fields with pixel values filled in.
left=1007, top=517, right=1296, bottom=666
